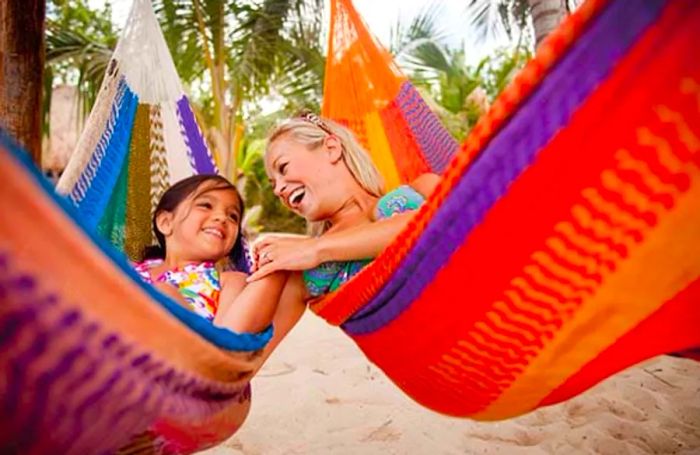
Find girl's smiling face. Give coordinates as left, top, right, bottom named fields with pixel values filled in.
left=158, top=183, right=241, bottom=263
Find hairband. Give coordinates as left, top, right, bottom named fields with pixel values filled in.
left=296, top=110, right=333, bottom=135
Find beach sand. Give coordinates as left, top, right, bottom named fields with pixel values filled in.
left=204, top=312, right=700, bottom=455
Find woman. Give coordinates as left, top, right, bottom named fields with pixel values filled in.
left=249, top=112, right=439, bottom=362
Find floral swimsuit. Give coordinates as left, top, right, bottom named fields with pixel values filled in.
left=303, top=185, right=425, bottom=298
left=134, top=259, right=221, bottom=321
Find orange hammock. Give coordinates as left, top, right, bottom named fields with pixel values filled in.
left=322, top=0, right=458, bottom=189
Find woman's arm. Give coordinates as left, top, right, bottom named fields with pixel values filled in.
left=214, top=271, right=289, bottom=333
left=313, top=173, right=440, bottom=260
left=247, top=173, right=440, bottom=281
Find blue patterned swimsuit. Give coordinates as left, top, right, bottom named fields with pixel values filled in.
left=303, top=185, right=425, bottom=297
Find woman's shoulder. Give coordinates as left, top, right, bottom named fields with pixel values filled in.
left=374, top=173, right=440, bottom=219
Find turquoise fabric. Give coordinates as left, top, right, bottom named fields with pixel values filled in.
left=303, top=185, right=425, bottom=297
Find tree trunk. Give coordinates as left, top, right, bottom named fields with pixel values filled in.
left=0, top=0, right=45, bottom=164
left=528, top=0, right=567, bottom=49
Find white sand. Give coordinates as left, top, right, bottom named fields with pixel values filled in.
left=204, top=312, right=700, bottom=455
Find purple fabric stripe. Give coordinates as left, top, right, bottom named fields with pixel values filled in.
left=0, top=252, right=250, bottom=454
left=342, top=0, right=668, bottom=334
left=176, top=96, right=218, bottom=175
left=395, top=82, right=458, bottom=174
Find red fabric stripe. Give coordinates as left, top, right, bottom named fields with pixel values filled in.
left=378, top=101, right=431, bottom=182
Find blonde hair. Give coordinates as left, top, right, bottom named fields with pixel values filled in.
left=266, top=115, right=385, bottom=236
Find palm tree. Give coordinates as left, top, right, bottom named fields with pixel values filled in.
left=153, top=0, right=324, bottom=180
left=527, top=0, right=568, bottom=47
left=466, top=0, right=580, bottom=49
left=0, top=0, right=46, bottom=163
left=43, top=0, right=117, bottom=158
left=390, top=3, right=530, bottom=140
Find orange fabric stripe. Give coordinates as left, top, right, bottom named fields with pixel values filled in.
left=477, top=171, right=700, bottom=418
left=322, top=0, right=405, bottom=121
left=378, top=101, right=431, bottom=183
left=540, top=276, right=700, bottom=406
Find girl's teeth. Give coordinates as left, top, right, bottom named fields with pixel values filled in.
left=205, top=229, right=222, bottom=238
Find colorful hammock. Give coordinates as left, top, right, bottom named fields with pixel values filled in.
left=322, top=0, right=458, bottom=189
left=1, top=0, right=261, bottom=453
left=0, top=129, right=270, bottom=453
left=315, top=0, right=700, bottom=419
left=55, top=0, right=218, bottom=262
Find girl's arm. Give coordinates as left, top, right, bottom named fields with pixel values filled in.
left=247, top=173, right=440, bottom=281
left=214, top=270, right=289, bottom=333
left=253, top=272, right=306, bottom=372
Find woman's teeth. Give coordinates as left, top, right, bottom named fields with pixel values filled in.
left=289, top=188, right=305, bottom=206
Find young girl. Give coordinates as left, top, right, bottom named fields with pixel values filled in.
left=135, top=174, right=286, bottom=333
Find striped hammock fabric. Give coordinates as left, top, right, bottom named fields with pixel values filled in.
left=315, top=0, right=700, bottom=419
left=322, top=0, right=458, bottom=190
left=55, top=0, right=218, bottom=261
left=0, top=129, right=271, bottom=453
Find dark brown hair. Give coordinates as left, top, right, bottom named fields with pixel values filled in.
left=142, top=174, right=247, bottom=269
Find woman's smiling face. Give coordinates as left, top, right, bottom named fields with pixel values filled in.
left=265, top=135, right=342, bottom=222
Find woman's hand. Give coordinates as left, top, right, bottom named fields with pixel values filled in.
left=248, top=234, right=321, bottom=282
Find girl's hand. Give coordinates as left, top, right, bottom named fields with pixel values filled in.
left=248, top=234, right=321, bottom=281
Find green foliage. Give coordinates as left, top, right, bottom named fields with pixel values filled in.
left=44, top=0, right=533, bottom=233
left=152, top=0, right=324, bottom=105
left=428, top=45, right=530, bottom=140
left=44, top=0, right=117, bottom=133
left=480, top=46, right=530, bottom=98
left=465, top=0, right=533, bottom=45
left=392, top=6, right=530, bottom=142
left=47, top=0, right=118, bottom=45
left=385, top=2, right=530, bottom=141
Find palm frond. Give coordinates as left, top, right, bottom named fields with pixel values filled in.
left=466, top=0, right=531, bottom=45
left=45, top=22, right=114, bottom=122
left=229, top=0, right=296, bottom=97
left=389, top=2, right=446, bottom=54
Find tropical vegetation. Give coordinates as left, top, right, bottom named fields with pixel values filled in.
left=39, top=0, right=576, bottom=232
